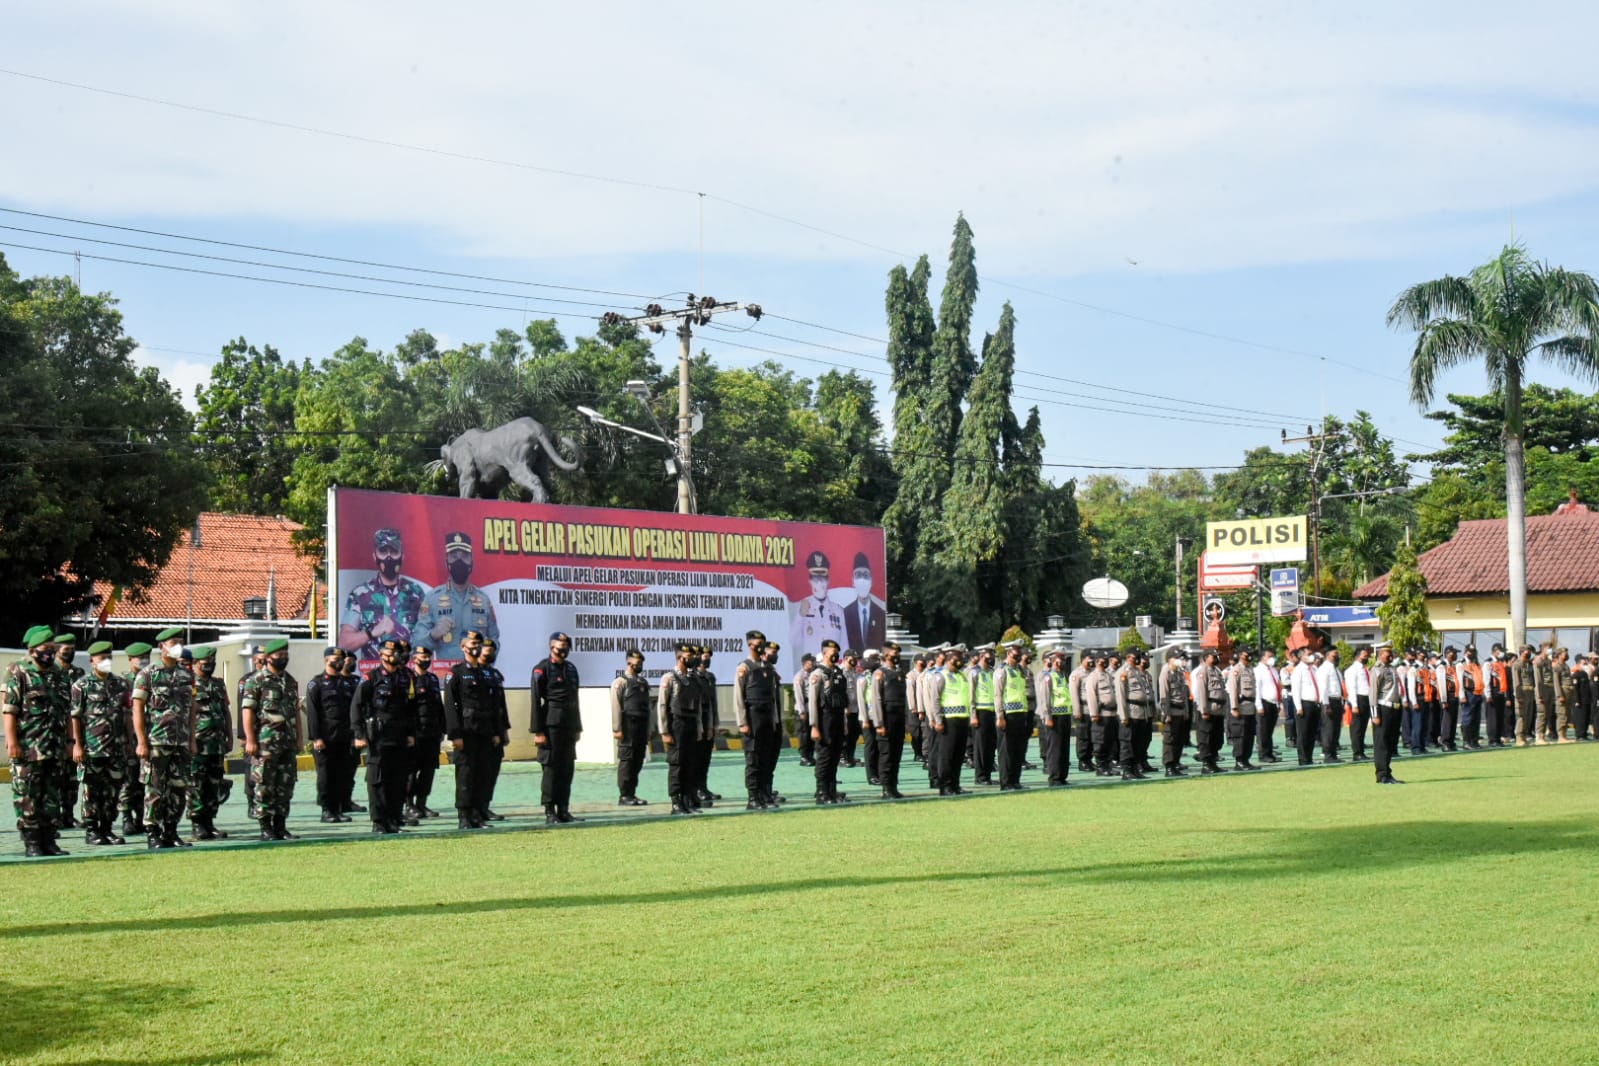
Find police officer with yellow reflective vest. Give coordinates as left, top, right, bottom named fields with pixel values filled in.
left=869, top=642, right=909, bottom=799
left=993, top=640, right=1032, bottom=790
left=612, top=647, right=652, bottom=808
left=1158, top=649, right=1191, bottom=777
left=1035, top=650, right=1073, bottom=786
left=658, top=642, right=701, bottom=816
left=807, top=639, right=852, bottom=804
left=926, top=645, right=973, bottom=796
left=735, top=630, right=783, bottom=810
left=532, top=631, right=583, bottom=825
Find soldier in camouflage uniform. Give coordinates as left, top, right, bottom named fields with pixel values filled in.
left=118, top=641, right=152, bottom=836
left=242, top=637, right=302, bottom=841
left=339, top=527, right=429, bottom=661
left=69, top=640, right=131, bottom=846
left=4, top=626, right=71, bottom=857
left=53, top=633, right=85, bottom=828
left=187, top=646, right=234, bottom=840
left=132, top=628, right=198, bottom=849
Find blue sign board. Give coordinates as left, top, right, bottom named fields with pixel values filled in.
left=1300, top=605, right=1378, bottom=627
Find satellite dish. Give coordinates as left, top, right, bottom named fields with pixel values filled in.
left=1082, top=578, right=1129, bottom=609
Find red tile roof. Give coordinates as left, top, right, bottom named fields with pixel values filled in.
left=1354, top=511, right=1599, bottom=598
left=90, top=513, right=321, bottom=623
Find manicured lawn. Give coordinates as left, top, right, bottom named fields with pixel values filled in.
left=3, top=745, right=1596, bottom=1064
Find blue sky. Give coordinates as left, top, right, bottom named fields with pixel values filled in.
left=5, top=1, right=1599, bottom=483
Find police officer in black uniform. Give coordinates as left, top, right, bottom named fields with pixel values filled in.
left=611, top=647, right=651, bottom=807
left=657, top=642, right=701, bottom=815
left=808, top=639, right=852, bottom=804
left=479, top=637, right=511, bottom=820
left=531, top=630, right=583, bottom=825
left=443, top=630, right=503, bottom=829
left=351, top=637, right=419, bottom=833
left=694, top=646, right=721, bottom=806
left=735, top=630, right=783, bottom=810
left=408, top=645, right=446, bottom=819
left=305, top=646, right=358, bottom=823
left=870, top=642, right=910, bottom=799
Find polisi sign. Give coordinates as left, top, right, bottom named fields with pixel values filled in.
left=1204, top=515, right=1308, bottom=566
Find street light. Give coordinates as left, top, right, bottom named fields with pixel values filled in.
left=1310, top=485, right=1409, bottom=597
left=578, top=388, right=699, bottom=515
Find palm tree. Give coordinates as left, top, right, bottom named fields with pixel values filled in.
left=1388, top=243, right=1599, bottom=648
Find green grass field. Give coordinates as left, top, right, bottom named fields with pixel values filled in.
left=4, top=745, right=1598, bottom=1065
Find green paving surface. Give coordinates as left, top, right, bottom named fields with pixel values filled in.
left=0, top=726, right=1538, bottom=862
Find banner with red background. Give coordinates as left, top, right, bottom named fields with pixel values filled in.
left=329, top=488, right=887, bottom=685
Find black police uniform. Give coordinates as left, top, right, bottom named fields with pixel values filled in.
left=351, top=665, right=419, bottom=832
left=409, top=665, right=446, bottom=815
left=444, top=660, right=506, bottom=827
left=874, top=662, right=909, bottom=796
left=737, top=655, right=782, bottom=805
left=811, top=662, right=851, bottom=802
left=531, top=656, right=582, bottom=819
left=305, top=668, right=359, bottom=818
left=615, top=670, right=652, bottom=802
left=660, top=668, right=700, bottom=813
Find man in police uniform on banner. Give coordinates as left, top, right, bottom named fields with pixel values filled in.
left=416, top=531, right=499, bottom=657
left=339, top=528, right=429, bottom=660
left=790, top=550, right=846, bottom=662
left=531, top=631, right=583, bottom=824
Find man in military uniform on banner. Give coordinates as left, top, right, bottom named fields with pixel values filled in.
left=415, top=531, right=499, bottom=658
left=790, top=550, right=846, bottom=662
left=339, top=527, right=428, bottom=661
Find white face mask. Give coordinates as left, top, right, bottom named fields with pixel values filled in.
left=93, top=657, right=112, bottom=674
left=853, top=578, right=872, bottom=599
left=167, top=642, right=185, bottom=660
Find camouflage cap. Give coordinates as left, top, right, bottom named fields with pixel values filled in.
left=374, top=528, right=402, bottom=551
left=262, top=638, right=289, bottom=655
left=124, top=642, right=152, bottom=657
left=192, top=646, right=217, bottom=661
left=86, top=640, right=113, bottom=656
left=155, top=627, right=184, bottom=642
left=23, top=625, right=54, bottom=649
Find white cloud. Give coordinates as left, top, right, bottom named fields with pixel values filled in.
left=4, top=0, right=1598, bottom=281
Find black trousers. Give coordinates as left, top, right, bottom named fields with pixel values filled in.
left=617, top=714, right=650, bottom=799
left=742, top=710, right=781, bottom=798
left=1258, top=702, right=1280, bottom=759
left=998, top=712, right=1030, bottom=786
left=453, top=734, right=496, bottom=816
left=1043, top=714, right=1071, bottom=784
left=972, top=711, right=997, bottom=783
left=666, top=714, right=700, bottom=802
left=862, top=724, right=880, bottom=779
left=485, top=738, right=505, bottom=807
left=1484, top=694, right=1506, bottom=743
left=1350, top=696, right=1371, bottom=759
left=937, top=717, right=970, bottom=792
left=1090, top=716, right=1117, bottom=769
left=843, top=713, right=861, bottom=765
left=1320, top=698, right=1344, bottom=758
left=1075, top=716, right=1094, bottom=769
left=796, top=713, right=814, bottom=761
left=540, top=724, right=578, bottom=810
left=1438, top=698, right=1459, bottom=748
left=1130, top=713, right=1153, bottom=764
left=696, top=728, right=716, bottom=795
left=926, top=720, right=944, bottom=788
left=1297, top=702, right=1322, bottom=764
left=814, top=708, right=846, bottom=799
left=1282, top=702, right=1298, bottom=747
left=314, top=739, right=357, bottom=813
left=1228, top=715, right=1257, bottom=764
left=365, top=743, right=410, bottom=828
left=1036, top=713, right=1054, bottom=767
left=1373, top=703, right=1402, bottom=780
left=876, top=712, right=906, bottom=791
left=1195, top=713, right=1224, bottom=765
left=409, top=731, right=443, bottom=809
left=1162, top=713, right=1190, bottom=768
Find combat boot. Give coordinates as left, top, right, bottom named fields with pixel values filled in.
left=167, top=821, right=192, bottom=847
left=103, top=819, right=127, bottom=845
left=86, top=823, right=111, bottom=846
left=123, top=815, right=147, bottom=836
left=274, top=813, right=297, bottom=840
left=259, top=816, right=278, bottom=841
left=192, top=816, right=217, bottom=841
left=544, top=804, right=560, bottom=826
left=23, top=830, right=47, bottom=858
left=206, top=816, right=229, bottom=839
left=42, top=824, right=69, bottom=856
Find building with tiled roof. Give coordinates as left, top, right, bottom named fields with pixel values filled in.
left=65, top=513, right=324, bottom=640
left=1354, top=503, right=1599, bottom=654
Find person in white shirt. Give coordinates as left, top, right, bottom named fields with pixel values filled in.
left=1290, top=648, right=1323, bottom=766
left=1255, top=649, right=1284, bottom=764
left=1316, top=647, right=1346, bottom=763
left=1343, top=646, right=1373, bottom=762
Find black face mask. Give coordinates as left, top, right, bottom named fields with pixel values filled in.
left=32, top=648, right=53, bottom=666
left=199, top=662, right=216, bottom=676
left=380, top=653, right=399, bottom=670
left=448, top=560, right=472, bottom=584
left=484, top=648, right=498, bottom=664
left=377, top=556, right=401, bottom=578
left=269, top=656, right=289, bottom=671
left=57, top=650, right=76, bottom=665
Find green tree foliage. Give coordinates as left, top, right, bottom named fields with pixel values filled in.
left=1116, top=627, right=1149, bottom=655
left=1078, top=470, right=1215, bottom=628
left=880, top=256, right=938, bottom=597
left=0, top=255, right=208, bottom=634
left=812, top=369, right=895, bottom=526
left=1389, top=242, right=1599, bottom=647
left=193, top=338, right=303, bottom=515
left=1376, top=539, right=1435, bottom=652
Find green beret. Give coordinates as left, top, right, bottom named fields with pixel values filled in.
left=155, top=627, right=184, bottom=642
left=192, top=646, right=217, bottom=661
left=86, top=641, right=113, bottom=656
left=262, top=638, right=288, bottom=655
left=54, top=633, right=77, bottom=645
left=124, top=642, right=152, bottom=657
left=23, top=626, right=54, bottom=649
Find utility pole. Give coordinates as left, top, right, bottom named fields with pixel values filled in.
left=603, top=296, right=762, bottom=515
left=1282, top=422, right=1338, bottom=603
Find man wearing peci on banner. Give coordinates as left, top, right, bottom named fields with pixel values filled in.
left=339, top=528, right=429, bottom=661
left=843, top=552, right=886, bottom=654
